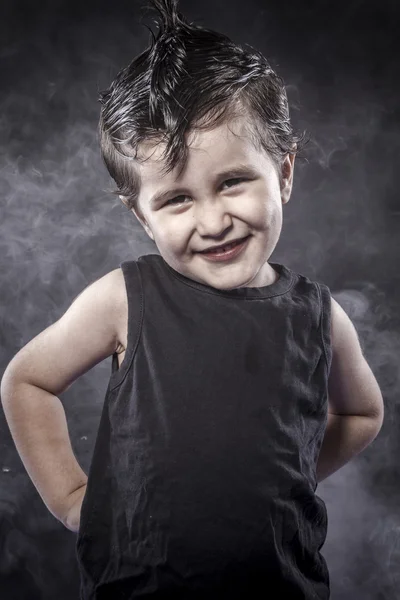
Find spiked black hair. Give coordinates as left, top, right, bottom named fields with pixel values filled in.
left=99, top=0, right=308, bottom=211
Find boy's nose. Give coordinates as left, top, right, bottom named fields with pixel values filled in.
left=193, top=208, right=233, bottom=238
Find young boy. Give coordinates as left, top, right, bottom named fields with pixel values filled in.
left=1, top=0, right=384, bottom=598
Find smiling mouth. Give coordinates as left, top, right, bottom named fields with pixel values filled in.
left=198, top=236, right=250, bottom=254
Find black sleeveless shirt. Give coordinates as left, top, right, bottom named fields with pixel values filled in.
left=76, top=254, right=332, bottom=599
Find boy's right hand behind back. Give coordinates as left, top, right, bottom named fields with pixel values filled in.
left=62, top=483, right=87, bottom=533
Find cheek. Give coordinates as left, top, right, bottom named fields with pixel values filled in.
left=267, top=201, right=282, bottom=225
left=268, top=205, right=283, bottom=235
left=249, top=195, right=277, bottom=224
left=154, top=219, right=183, bottom=248
left=248, top=181, right=280, bottom=218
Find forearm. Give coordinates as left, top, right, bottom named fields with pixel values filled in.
left=0, top=375, right=88, bottom=523
left=316, top=412, right=383, bottom=483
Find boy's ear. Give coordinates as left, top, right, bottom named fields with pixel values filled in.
left=119, top=195, right=155, bottom=241
left=280, top=152, right=296, bottom=205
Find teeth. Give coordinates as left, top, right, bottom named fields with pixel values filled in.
left=207, top=239, right=241, bottom=253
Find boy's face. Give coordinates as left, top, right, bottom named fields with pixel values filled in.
left=123, top=116, right=295, bottom=290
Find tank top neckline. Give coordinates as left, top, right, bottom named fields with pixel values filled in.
left=144, top=254, right=295, bottom=299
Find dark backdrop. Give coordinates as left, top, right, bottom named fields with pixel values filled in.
left=0, top=1, right=399, bottom=598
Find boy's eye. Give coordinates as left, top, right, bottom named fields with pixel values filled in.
left=222, top=177, right=246, bottom=189
left=165, top=178, right=247, bottom=206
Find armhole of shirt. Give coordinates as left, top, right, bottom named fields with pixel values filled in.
left=316, top=282, right=333, bottom=377
left=108, top=260, right=144, bottom=391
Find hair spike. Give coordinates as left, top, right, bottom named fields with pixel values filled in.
left=150, top=0, right=185, bottom=32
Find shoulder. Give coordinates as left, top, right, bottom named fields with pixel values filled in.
left=331, top=296, right=364, bottom=360
left=329, top=296, right=360, bottom=350
left=104, top=268, right=128, bottom=354
left=328, top=295, right=364, bottom=376
left=106, top=266, right=126, bottom=297
left=73, top=267, right=126, bottom=317
left=71, top=267, right=127, bottom=354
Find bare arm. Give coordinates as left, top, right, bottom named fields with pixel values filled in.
left=0, top=377, right=87, bottom=524
left=316, top=296, right=385, bottom=482
left=0, top=267, right=125, bottom=526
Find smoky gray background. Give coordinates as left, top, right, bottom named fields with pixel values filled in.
left=0, top=0, right=399, bottom=598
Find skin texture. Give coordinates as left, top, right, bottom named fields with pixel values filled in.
left=120, top=116, right=296, bottom=291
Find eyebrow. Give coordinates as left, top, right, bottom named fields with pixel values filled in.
left=149, top=164, right=259, bottom=206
